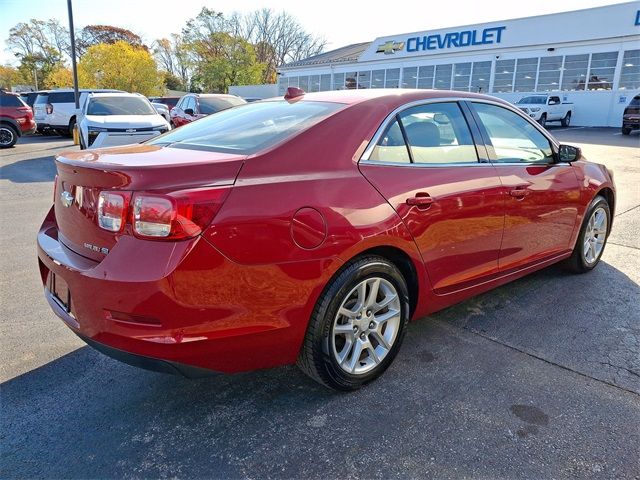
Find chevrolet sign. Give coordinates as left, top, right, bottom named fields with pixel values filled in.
left=376, top=40, right=405, bottom=55
left=407, top=26, right=506, bottom=52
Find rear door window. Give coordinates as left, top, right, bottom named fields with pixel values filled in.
left=0, top=94, right=25, bottom=107
left=48, top=92, right=75, bottom=103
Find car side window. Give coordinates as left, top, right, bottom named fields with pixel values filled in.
left=472, top=102, right=554, bottom=164
left=176, top=97, right=185, bottom=110
left=398, top=102, right=478, bottom=164
left=369, top=119, right=411, bottom=163
left=185, top=97, right=195, bottom=113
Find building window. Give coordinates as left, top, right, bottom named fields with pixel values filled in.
left=320, top=74, right=331, bottom=91
left=434, top=64, right=452, bottom=90
left=493, top=59, right=515, bottom=93
left=620, top=50, right=640, bottom=90
left=452, top=62, right=472, bottom=91
left=277, top=76, right=288, bottom=95
left=514, top=57, right=538, bottom=92
left=561, top=54, right=589, bottom=91
left=385, top=68, right=400, bottom=88
left=309, top=75, right=320, bottom=92
left=299, top=76, right=310, bottom=92
left=371, top=69, right=385, bottom=88
left=402, top=67, right=417, bottom=88
left=357, top=71, right=371, bottom=89
left=536, top=56, right=562, bottom=92
left=587, top=52, right=617, bottom=90
left=288, top=76, right=299, bottom=88
left=345, top=72, right=357, bottom=90
left=470, top=61, right=491, bottom=93
left=418, top=66, right=434, bottom=89
left=333, top=72, right=345, bottom=90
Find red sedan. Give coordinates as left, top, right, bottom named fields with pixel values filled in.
left=37, top=88, right=615, bottom=390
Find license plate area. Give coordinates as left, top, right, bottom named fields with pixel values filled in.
left=50, top=273, right=71, bottom=313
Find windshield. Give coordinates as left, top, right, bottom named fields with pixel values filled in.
left=199, top=96, right=246, bottom=114
left=517, top=96, right=546, bottom=105
left=149, top=100, right=343, bottom=154
left=153, top=97, right=179, bottom=107
left=87, top=96, right=156, bottom=115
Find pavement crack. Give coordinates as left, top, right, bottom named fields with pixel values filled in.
left=598, top=361, right=640, bottom=380
left=608, top=241, right=640, bottom=251
left=450, top=323, right=640, bottom=397
left=615, top=204, right=640, bottom=218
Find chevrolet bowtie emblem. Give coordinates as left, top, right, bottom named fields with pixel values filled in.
left=376, top=40, right=405, bottom=55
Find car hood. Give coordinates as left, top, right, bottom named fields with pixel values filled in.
left=84, top=114, right=167, bottom=128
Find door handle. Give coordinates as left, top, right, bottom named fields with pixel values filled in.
left=509, top=188, right=530, bottom=199
left=406, top=194, right=434, bottom=209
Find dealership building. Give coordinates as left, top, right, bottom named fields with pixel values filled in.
left=277, top=2, right=640, bottom=127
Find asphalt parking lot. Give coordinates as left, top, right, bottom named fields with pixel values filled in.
left=1, top=128, right=639, bottom=478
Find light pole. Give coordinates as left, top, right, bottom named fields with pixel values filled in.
left=67, top=0, right=79, bottom=109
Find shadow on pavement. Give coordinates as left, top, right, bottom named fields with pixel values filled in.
left=0, top=155, right=57, bottom=183
left=1, top=262, right=639, bottom=478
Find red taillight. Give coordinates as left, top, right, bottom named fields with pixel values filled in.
left=95, top=187, right=229, bottom=239
left=46, top=103, right=53, bottom=114
left=98, top=191, right=130, bottom=232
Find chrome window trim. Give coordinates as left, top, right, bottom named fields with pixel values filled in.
left=359, top=96, right=560, bottom=167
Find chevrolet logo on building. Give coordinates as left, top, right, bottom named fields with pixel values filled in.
left=376, top=40, right=405, bottom=55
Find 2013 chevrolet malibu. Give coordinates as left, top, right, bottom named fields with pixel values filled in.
left=37, top=89, right=615, bottom=390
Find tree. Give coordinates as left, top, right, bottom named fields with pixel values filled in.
left=153, top=35, right=190, bottom=90
left=44, top=66, right=74, bottom=89
left=78, top=41, right=163, bottom=96
left=0, top=65, right=25, bottom=90
left=78, top=25, right=146, bottom=55
left=190, top=32, right=264, bottom=93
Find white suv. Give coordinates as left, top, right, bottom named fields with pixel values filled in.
left=78, top=93, right=170, bottom=149
left=33, top=89, right=122, bottom=136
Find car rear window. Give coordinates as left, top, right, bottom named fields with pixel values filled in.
left=149, top=100, right=344, bottom=154
left=47, top=92, right=75, bottom=103
left=0, top=94, right=26, bottom=107
left=35, top=94, right=49, bottom=104
left=198, top=96, right=246, bottom=115
left=87, top=97, right=157, bottom=115
left=157, top=97, right=179, bottom=107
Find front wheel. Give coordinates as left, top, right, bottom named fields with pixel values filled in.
left=564, top=195, right=610, bottom=273
left=539, top=114, right=547, bottom=128
left=297, top=256, right=410, bottom=390
left=561, top=111, right=571, bottom=127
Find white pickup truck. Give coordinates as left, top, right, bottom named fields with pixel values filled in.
left=515, top=95, right=573, bottom=128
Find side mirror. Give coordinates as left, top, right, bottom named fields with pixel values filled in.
left=184, top=108, right=194, bottom=116
left=558, top=144, right=581, bottom=163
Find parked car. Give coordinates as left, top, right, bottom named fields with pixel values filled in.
left=621, top=94, right=640, bottom=135
left=149, top=96, right=181, bottom=111
left=170, top=93, right=246, bottom=127
left=78, top=92, right=170, bottom=149
left=19, top=90, right=47, bottom=108
left=516, top=94, right=573, bottom=127
left=33, top=89, right=122, bottom=136
left=151, top=102, right=171, bottom=122
left=37, top=89, right=615, bottom=390
left=0, top=90, right=36, bottom=148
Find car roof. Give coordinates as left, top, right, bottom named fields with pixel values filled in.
left=88, top=92, right=145, bottom=98
left=270, top=88, right=510, bottom=107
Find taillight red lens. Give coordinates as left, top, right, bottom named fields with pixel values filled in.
left=98, top=191, right=129, bottom=232
left=132, top=187, right=230, bottom=240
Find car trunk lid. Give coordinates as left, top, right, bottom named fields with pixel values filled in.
left=54, top=144, right=245, bottom=261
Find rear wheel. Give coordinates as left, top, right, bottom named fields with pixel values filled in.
left=561, top=111, right=571, bottom=127
left=539, top=114, right=547, bottom=128
left=0, top=124, right=18, bottom=148
left=622, top=126, right=632, bottom=135
left=564, top=195, right=610, bottom=273
left=297, top=256, right=410, bottom=390
left=66, top=118, right=76, bottom=138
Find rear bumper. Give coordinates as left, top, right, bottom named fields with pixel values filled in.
left=37, top=207, right=335, bottom=374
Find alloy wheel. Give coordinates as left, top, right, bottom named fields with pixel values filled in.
left=331, top=277, right=401, bottom=375
left=583, top=206, right=607, bottom=264
left=0, top=126, right=15, bottom=146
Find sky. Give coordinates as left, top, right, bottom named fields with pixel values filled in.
left=0, top=0, right=631, bottom=65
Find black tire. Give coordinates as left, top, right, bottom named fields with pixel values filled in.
left=0, top=124, right=18, bottom=148
left=297, top=255, right=410, bottom=391
left=622, top=127, right=632, bottom=135
left=66, top=118, right=76, bottom=138
left=564, top=195, right=610, bottom=273
left=539, top=114, right=547, bottom=128
left=561, top=111, right=571, bottom=127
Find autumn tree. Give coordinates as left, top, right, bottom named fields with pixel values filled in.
left=153, top=34, right=191, bottom=90
left=44, top=66, right=74, bottom=89
left=78, top=25, right=146, bottom=55
left=0, top=65, right=25, bottom=90
left=78, top=41, right=163, bottom=96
